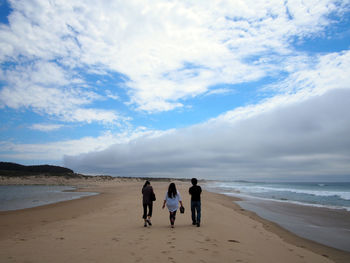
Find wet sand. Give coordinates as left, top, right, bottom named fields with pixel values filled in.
left=237, top=199, right=350, bottom=252
left=1, top=177, right=350, bottom=263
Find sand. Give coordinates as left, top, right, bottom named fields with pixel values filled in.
left=1, top=177, right=350, bottom=263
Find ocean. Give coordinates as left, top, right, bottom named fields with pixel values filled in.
left=0, top=185, right=98, bottom=211
left=207, top=181, right=350, bottom=211
left=206, top=181, right=350, bottom=252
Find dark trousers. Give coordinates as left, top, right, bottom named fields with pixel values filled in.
left=143, top=203, right=153, bottom=219
left=191, top=201, right=201, bottom=223
left=169, top=210, right=177, bottom=225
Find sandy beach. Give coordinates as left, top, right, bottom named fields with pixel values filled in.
left=1, top=177, right=350, bottom=263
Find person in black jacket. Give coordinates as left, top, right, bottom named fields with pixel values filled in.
left=142, top=180, right=155, bottom=227
left=189, top=178, right=202, bottom=227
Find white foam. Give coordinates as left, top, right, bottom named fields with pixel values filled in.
left=208, top=182, right=350, bottom=200
left=216, top=191, right=350, bottom=212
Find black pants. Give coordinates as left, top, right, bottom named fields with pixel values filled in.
left=143, top=203, right=153, bottom=219
left=169, top=210, right=177, bottom=225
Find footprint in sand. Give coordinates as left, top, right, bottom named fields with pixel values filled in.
left=228, top=239, right=240, bottom=243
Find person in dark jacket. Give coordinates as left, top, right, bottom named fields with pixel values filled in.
left=142, top=180, right=155, bottom=227
left=189, top=178, right=202, bottom=227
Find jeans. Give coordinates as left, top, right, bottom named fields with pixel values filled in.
left=143, top=203, right=153, bottom=219
left=191, top=201, right=201, bottom=223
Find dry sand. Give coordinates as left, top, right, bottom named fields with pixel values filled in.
left=1, top=177, right=350, bottom=263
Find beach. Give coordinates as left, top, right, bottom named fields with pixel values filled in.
left=1, top=177, right=350, bottom=263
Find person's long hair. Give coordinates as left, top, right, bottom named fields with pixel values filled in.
left=143, top=180, right=150, bottom=189
left=167, top=183, right=177, bottom=198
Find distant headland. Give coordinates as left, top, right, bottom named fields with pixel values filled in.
left=0, top=162, right=74, bottom=177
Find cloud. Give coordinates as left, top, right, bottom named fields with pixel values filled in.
left=0, top=127, right=168, bottom=162
left=1, top=1, right=349, bottom=180
left=1, top=0, right=347, bottom=114
left=30, top=123, right=64, bottom=132
left=215, top=50, right=350, bottom=124
left=0, top=60, right=122, bottom=124
left=64, top=87, right=350, bottom=180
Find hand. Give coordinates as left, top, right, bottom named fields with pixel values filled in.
left=162, top=204, right=165, bottom=209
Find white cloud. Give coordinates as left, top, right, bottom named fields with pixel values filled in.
left=1, top=0, right=346, bottom=113
left=64, top=87, right=350, bottom=180
left=213, top=50, right=350, bottom=124
left=30, top=123, right=64, bottom=132
left=1, top=0, right=349, bottom=180
left=0, top=127, right=168, bottom=162
left=63, top=47, right=350, bottom=180
left=0, top=60, right=122, bottom=124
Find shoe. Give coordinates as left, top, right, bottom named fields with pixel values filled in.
left=197, top=222, right=200, bottom=227
left=192, top=221, right=196, bottom=225
left=144, top=223, right=147, bottom=227
left=147, top=219, right=152, bottom=226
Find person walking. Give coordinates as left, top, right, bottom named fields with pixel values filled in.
left=142, top=180, right=155, bottom=227
left=189, top=178, right=202, bottom=227
left=162, top=183, right=184, bottom=228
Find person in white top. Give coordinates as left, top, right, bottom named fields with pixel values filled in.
left=162, top=183, right=184, bottom=228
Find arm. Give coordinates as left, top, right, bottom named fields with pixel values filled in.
left=162, top=200, right=166, bottom=209
left=179, top=200, right=183, bottom=207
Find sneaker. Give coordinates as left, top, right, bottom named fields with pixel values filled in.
left=144, top=223, right=147, bottom=227
left=192, top=221, right=196, bottom=225
left=147, top=219, right=152, bottom=226
left=197, top=222, right=200, bottom=227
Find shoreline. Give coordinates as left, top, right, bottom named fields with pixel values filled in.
left=222, top=194, right=350, bottom=263
left=1, top=176, right=350, bottom=262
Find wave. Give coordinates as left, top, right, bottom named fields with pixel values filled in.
left=220, top=191, right=350, bottom=212
left=206, top=183, right=350, bottom=201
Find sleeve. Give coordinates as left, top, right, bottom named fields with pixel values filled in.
left=177, top=191, right=182, bottom=201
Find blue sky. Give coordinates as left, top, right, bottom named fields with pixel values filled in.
left=1, top=0, right=350, bottom=181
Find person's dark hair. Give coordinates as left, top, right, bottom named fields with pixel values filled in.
left=168, top=183, right=177, bottom=198
left=191, top=178, right=197, bottom=186
left=143, top=180, right=150, bottom=189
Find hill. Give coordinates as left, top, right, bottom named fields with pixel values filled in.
left=0, top=162, right=74, bottom=176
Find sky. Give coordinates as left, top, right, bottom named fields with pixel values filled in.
left=0, top=0, right=350, bottom=181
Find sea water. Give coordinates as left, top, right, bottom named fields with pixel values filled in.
left=207, top=181, right=350, bottom=211
left=206, top=181, right=350, bottom=252
left=0, top=185, right=98, bottom=211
